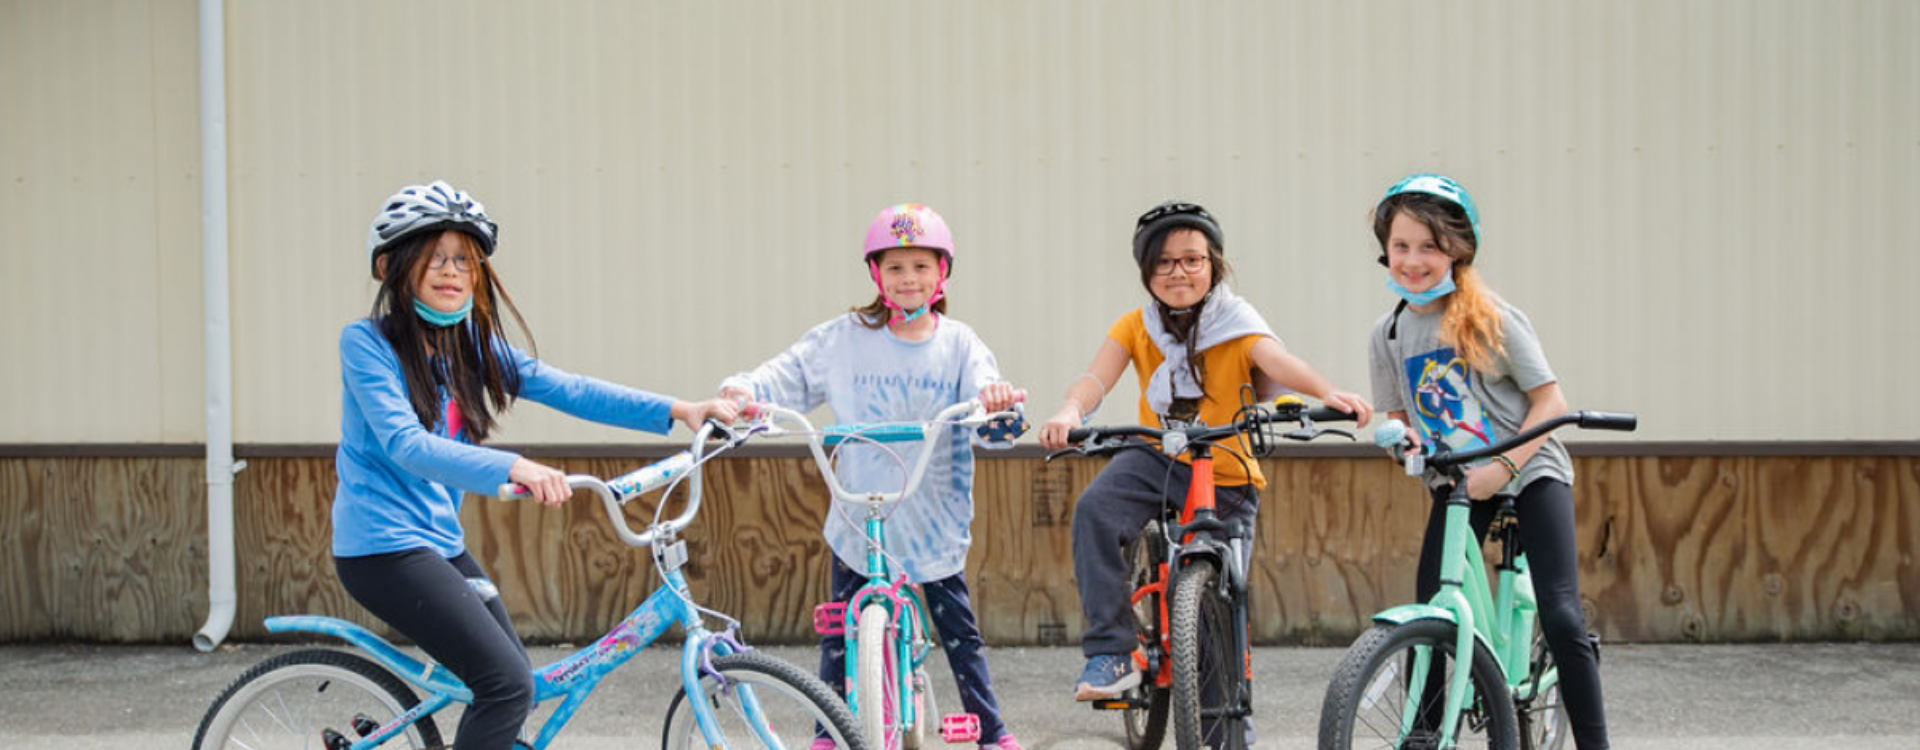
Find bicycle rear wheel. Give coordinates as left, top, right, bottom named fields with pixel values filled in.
left=1169, top=558, right=1249, bottom=750
left=1318, top=619, right=1519, bottom=750
left=1517, top=632, right=1571, bottom=750
left=661, top=650, right=869, bottom=750
left=1121, top=521, right=1170, bottom=750
left=192, top=648, right=442, bottom=750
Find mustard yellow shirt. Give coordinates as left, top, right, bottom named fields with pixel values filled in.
left=1107, top=309, right=1268, bottom=489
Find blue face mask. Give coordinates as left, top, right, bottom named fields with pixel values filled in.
left=413, top=297, right=473, bottom=327
left=1387, top=270, right=1456, bottom=305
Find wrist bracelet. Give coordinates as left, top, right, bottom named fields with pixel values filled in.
left=1494, top=454, right=1521, bottom=479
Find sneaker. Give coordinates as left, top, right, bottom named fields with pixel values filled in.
left=980, top=734, right=1024, bottom=750
left=1073, top=653, right=1140, bottom=701
left=808, top=738, right=838, bottom=750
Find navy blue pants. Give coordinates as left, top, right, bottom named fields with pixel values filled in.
left=337, top=549, right=532, bottom=750
left=820, top=556, right=1010, bottom=744
left=1416, top=479, right=1609, bottom=750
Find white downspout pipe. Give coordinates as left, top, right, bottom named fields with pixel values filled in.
left=193, top=0, right=239, bottom=652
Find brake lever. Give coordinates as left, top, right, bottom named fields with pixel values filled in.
left=1285, top=426, right=1356, bottom=441
left=1044, top=447, right=1082, bottom=464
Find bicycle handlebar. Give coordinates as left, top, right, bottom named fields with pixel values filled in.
left=1057, top=401, right=1358, bottom=460
left=1379, top=410, right=1638, bottom=474
left=496, top=418, right=761, bottom=548
left=754, top=398, right=1026, bottom=505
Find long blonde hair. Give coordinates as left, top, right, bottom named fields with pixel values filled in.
left=1375, top=194, right=1505, bottom=371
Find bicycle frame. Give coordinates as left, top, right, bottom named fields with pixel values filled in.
left=758, top=399, right=1011, bottom=744
left=264, top=421, right=789, bottom=750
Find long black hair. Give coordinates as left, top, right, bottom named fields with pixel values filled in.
left=370, top=230, right=534, bottom=443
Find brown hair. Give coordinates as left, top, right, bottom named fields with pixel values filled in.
left=1374, top=193, right=1504, bottom=370
left=371, top=230, right=535, bottom=443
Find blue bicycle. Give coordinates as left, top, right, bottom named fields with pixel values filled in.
left=192, top=418, right=867, bottom=750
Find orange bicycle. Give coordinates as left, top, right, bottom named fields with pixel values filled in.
left=1050, top=393, right=1355, bottom=750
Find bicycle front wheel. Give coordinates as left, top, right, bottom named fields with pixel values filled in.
left=1169, top=559, right=1249, bottom=750
left=1318, top=619, right=1519, bottom=750
left=192, top=648, right=442, bottom=750
left=661, top=650, right=869, bottom=750
left=855, top=602, right=897, bottom=749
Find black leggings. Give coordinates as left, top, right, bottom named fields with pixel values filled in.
left=336, top=549, right=533, bottom=750
left=1415, top=479, right=1609, bottom=750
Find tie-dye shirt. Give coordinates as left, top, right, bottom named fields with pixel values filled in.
left=721, top=313, right=1003, bottom=583
left=1367, top=298, right=1573, bottom=490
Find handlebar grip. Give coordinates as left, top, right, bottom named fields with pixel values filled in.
left=1578, top=411, right=1638, bottom=432
left=497, top=483, right=530, bottom=501
left=1306, top=406, right=1358, bottom=423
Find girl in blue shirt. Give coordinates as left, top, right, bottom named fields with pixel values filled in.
left=334, top=180, right=737, bottom=750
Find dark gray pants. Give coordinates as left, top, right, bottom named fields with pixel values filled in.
left=1070, top=448, right=1258, bottom=657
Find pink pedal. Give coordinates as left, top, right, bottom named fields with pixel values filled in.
left=940, top=713, right=981, bottom=743
left=812, top=603, right=846, bottom=636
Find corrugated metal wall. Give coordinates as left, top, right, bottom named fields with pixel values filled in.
left=4, top=1, right=1915, bottom=444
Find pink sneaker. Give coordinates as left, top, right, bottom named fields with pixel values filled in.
left=808, top=739, right=838, bottom=750
left=980, top=734, right=1024, bottom=750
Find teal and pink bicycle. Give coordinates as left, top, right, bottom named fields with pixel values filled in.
left=748, top=398, right=1025, bottom=750
left=1317, top=410, right=1636, bottom=750
left=192, top=418, right=866, bottom=750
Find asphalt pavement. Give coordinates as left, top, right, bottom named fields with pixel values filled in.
left=4, top=640, right=1916, bottom=749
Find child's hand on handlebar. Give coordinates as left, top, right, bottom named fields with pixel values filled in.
left=1319, top=389, right=1374, bottom=427
left=672, top=397, right=742, bottom=431
left=1038, top=404, right=1082, bottom=450
left=978, top=382, right=1023, bottom=413
left=508, top=457, right=572, bottom=507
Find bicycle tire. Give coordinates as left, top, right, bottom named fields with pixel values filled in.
left=1318, top=619, right=1519, bottom=750
left=856, top=602, right=896, bottom=749
left=660, top=650, right=870, bottom=750
left=192, top=648, right=442, bottom=750
left=1517, top=632, right=1571, bottom=750
left=1169, top=559, right=1249, bottom=750
left=1122, top=521, right=1170, bottom=750
left=905, top=668, right=935, bottom=750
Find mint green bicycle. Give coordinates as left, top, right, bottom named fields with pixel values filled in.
left=1317, top=410, right=1636, bottom=750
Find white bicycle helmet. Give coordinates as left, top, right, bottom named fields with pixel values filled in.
left=365, top=180, right=498, bottom=273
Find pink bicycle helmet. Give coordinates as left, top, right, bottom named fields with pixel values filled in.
left=862, top=204, right=954, bottom=325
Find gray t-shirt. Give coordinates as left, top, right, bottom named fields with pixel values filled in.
left=1367, top=298, right=1573, bottom=491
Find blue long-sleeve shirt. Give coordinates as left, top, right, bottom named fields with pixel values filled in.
left=332, top=318, right=676, bottom=558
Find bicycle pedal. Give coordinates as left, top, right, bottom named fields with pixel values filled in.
left=350, top=713, right=380, bottom=736
left=939, top=713, right=981, bottom=743
left=321, top=728, right=351, bottom=750
left=1090, top=699, right=1136, bottom=711
left=813, top=602, right=847, bottom=636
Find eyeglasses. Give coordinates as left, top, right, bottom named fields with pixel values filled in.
left=1153, top=255, right=1211, bottom=275
left=427, top=253, right=474, bottom=272
left=1135, top=202, right=1213, bottom=233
